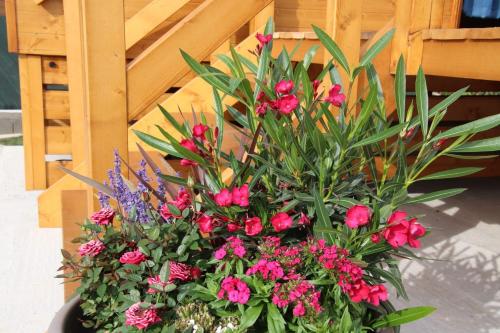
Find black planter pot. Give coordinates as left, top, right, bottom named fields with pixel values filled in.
left=48, top=297, right=94, bottom=333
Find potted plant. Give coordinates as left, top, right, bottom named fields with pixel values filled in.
left=53, top=19, right=500, bottom=333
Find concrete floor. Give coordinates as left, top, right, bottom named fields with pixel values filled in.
left=0, top=145, right=499, bottom=332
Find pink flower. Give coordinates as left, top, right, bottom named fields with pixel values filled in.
left=196, top=214, right=214, bottom=233
left=345, top=205, right=371, bottom=228
left=119, top=250, right=146, bottom=265
left=273, top=94, right=299, bottom=115
left=371, top=233, right=381, bottom=243
left=232, top=184, right=249, bottom=207
left=388, top=210, right=408, bottom=225
left=256, top=33, right=273, bottom=47
left=180, top=159, right=197, bottom=167
left=245, top=217, right=263, bottom=236
left=169, top=261, right=193, bottom=281
left=90, top=207, right=115, bottom=225
left=312, top=79, right=321, bottom=98
left=293, top=302, right=306, bottom=317
left=227, top=223, right=241, bottom=232
left=160, top=188, right=191, bottom=220
left=256, top=102, right=269, bottom=116
left=325, top=84, right=346, bottom=106
left=348, top=280, right=370, bottom=303
left=192, top=124, right=209, bottom=141
left=246, top=259, right=284, bottom=280
left=180, top=139, right=199, bottom=153
left=214, top=188, right=232, bottom=207
left=78, top=239, right=105, bottom=257
left=367, top=284, right=388, bottom=306
left=218, top=276, right=251, bottom=304
left=125, top=303, right=161, bottom=330
left=214, top=247, right=227, bottom=260
left=275, top=80, right=294, bottom=95
left=383, top=211, right=426, bottom=248
left=298, top=212, right=310, bottom=225
left=271, top=212, right=293, bottom=232
left=147, top=275, right=168, bottom=294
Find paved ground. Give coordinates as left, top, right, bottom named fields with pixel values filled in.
left=0, top=145, right=499, bottom=332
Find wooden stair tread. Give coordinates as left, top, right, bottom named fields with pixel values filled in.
left=421, top=27, right=500, bottom=41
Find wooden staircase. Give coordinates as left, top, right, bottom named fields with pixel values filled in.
left=4, top=0, right=500, bottom=231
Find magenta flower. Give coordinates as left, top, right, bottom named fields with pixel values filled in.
left=218, top=276, right=250, bottom=304
left=256, top=33, right=273, bottom=47
left=256, top=102, right=269, bottom=116
left=293, top=302, right=306, bottom=317
left=367, top=284, right=388, bottom=306
left=78, top=239, right=105, bottom=257
left=232, top=184, right=249, bottom=207
left=147, top=275, right=168, bottom=294
left=90, top=207, right=115, bottom=225
left=345, top=205, right=371, bottom=228
left=325, top=84, right=346, bottom=106
left=244, top=217, right=263, bottom=236
left=125, top=303, right=161, bottom=330
left=273, top=94, right=299, bottom=115
left=119, top=250, right=146, bottom=265
left=214, top=188, right=232, bottom=207
left=196, top=214, right=214, bottom=233
left=192, top=124, right=209, bottom=141
left=383, top=213, right=426, bottom=248
left=271, top=212, right=293, bottom=232
left=275, top=80, right=294, bottom=95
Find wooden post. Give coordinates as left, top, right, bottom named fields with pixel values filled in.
left=61, top=190, right=88, bottom=300
left=249, top=0, right=274, bottom=33
left=324, top=0, right=362, bottom=106
left=18, top=55, right=47, bottom=190
left=4, top=0, right=18, bottom=52
left=62, top=0, right=128, bottom=212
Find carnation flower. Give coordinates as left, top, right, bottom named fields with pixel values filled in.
left=271, top=212, right=293, bottom=232
left=214, top=188, right=232, bottom=207
left=78, top=239, right=105, bottom=257
left=125, top=302, right=161, bottom=330
left=275, top=80, right=294, bottom=94
left=244, top=217, right=263, bottom=236
left=325, top=84, right=346, bottom=106
left=119, top=250, right=146, bottom=265
left=90, top=207, right=115, bottom=225
left=246, top=259, right=284, bottom=280
left=217, top=277, right=250, bottom=304
left=214, top=236, right=246, bottom=260
left=169, top=261, right=194, bottom=282
left=345, top=205, right=371, bottom=228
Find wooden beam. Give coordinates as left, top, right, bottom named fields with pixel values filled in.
left=442, top=0, right=463, bottom=28
left=19, top=55, right=46, bottom=190
left=249, top=0, right=274, bottom=33
left=4, top=0, right=18, bottom=52
left=391, top=0, right=413, bottom=70
left=61, top=190, right=87, bottom=299
left=422, top=27, right=500, bottom=40
left=125, top=0, right=190, bottom=51
left=126, top=0, right=272, bottom=120
left=61, top=0, right=128, bottom=213
left=34, top=0, right=46, bottom=4
left=323, top=0, right=362, bottom=105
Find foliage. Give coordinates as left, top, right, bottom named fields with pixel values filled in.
left=60, top=19, right=499, bottom=333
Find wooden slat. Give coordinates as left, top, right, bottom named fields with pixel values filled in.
left=422, top=27, right=500, bottom=40
left=249, top=1, right=274, bottom=33
left=429, top=0, right=445, bottom=28
left=41, top=56, right=67, bottom=84
left=391, top=0, right=413, bottom=70
left=46, top=160, right=73, bottom=186
left=4, top=0, right=18, bottom=52
left=45, top=125, right=71, bottom=154
left=127, top=0, right=273, bottom=120
left=409, top=0, right=432, bottom=33
left=125, top=0, right=190, bottom=51
left=44, top=90, right=70, bottom=120
left=19, top=54, right=46, bottom=190
left=441, top=0, right=462, bottom=28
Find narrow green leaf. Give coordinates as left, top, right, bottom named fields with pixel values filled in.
left=350, top=123, right=406, bottom=149
left=451, top=137, right=500, bottom=153
left=60, top=167, right=114, bottom=197
left=303, top=45, right=320, bottom=70
left=372, top=306, right=436, bottom=328
left=395, top=55, right=406, bottom=123
left=134, top=130, right=181, bottom=157
left=404, top=188, right=466, bottom=204
left=418, top=167, right=483, bottom=181
left=359, top=28, right=395, bottom=68
left=155, top=125, right=207, bottom=166
left=312, top=25, right=350, bottom=73
left=240, top=304, right=264, bottom=330
left=432, top=114, right=500, bottom=142
left=429, top=87, right=468, bottom=115
left=416, top=67, right=429, bottom=137
left=313, top=189, right=335, bottom=244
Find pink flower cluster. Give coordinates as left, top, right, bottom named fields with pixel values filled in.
left=125, top=302, right=161, bottom=330
left=179, top=123, right=211, bottom=166
left=255, top=80, right=299, bottom=116
left=272, top=279, right=322, bottom=317
left=259, top=237, right=302, bottom=270
left=217, top=276, right=250, bottom=304
left=214, top=184, right=249, bottom=207
left=246, top=259, right=284, bottom=280
left=214, top=236, right=246, bottom=260
left=90, top=207, right=115, bottom=225
left=78, top=239, right=105, bottom=257
left=374, top=211, right=426, bottom=248
left=160, top=188, right=191, bottom=220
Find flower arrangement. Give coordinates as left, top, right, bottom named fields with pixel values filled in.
left=59, top=19, right=500, bottom=333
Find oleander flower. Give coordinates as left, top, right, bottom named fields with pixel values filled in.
left=192, top=124, right=209, bottom=141
left=325, top=84, right=346, bottom=106
left=78, top=239, right=105, bottom=257
left=345, top=205, right=371, bottom=228
left=90, top=207, right=115, bottom=225
left=271, top=212, right=293, bottom=232
left=214, top=188, right=232, bottom=207
left=275, top=80, right=294, bottom=94
left=383, top=212, right=426, bottom=248
left=244, top=217, right=263, bottom=236
left=119, top=250, right=146, bottom=265
left=256, top=33, right=273, bottom=47
left=196, top=214, right=214, bottom=233
left=125, top=303, right=161, bottom=330
left=232, top=184, right=249, bottom=207
left=273, top=94, right=299, bottom=115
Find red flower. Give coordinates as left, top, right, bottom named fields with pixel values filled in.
left=256, top=33, right=273, bottom=47
left=325, top=84, right=346, bottom=106
left=298, top=212, right=310, bottom=225
left=312, top=79, right=321, bottom=98
left=245, top=217, right=263, bottom=236
left=232, top=184, right=249, bottom=207
left=371, top=233, right=381, bottom=243
left=433, top=138, right=447, bottom=150
left=345, top=205, right=371, bottom=229
left=275, top=80, right=294, bottom=95
left=196, top=214, right=213, bottom=233
left=192, top=124, right=209, bottom=141
left=160, top=188, right=191, bottom=220
left=214, top=188, right=232, bottom=207
left=180, top=159, right=197, bottom=167
left=119, top=250, right=146, bottom=265
left=169, top=261, right=192, bottom=281
left=227, top=223, right=242, bottom=232
left=90, top=207, right=115, bottom=225
left=367, top=284, right=388, bottom=306
left=256, top=102, right=269, bottom=116
left=180, top=138, right=199, bottom=153
left=271, top=212, right=293, bottom=232
left=383, top=211, right=426, bottom=248
left=273, top=94, right=299, bottom=115
left=190, top=266, right=202, bottom=280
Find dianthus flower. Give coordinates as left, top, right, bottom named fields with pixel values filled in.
left=217, top=276, right=250, bottom=304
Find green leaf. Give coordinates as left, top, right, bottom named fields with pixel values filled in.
left=429, top=87, right=468, bottom=115
left=415, top=67, right=429, bottom=137
left=157, top=105, right=189, bottom=137
left=372, top=306, right=436, bottom=328
left=432, top=114, right=500, bottom=142
left=240, top=304, right=264, bottom=330
left=313, top=189, right=335, bottom=244
left=451, top=136, right=500, bottom=153
left=312, top=25, right=350, bottom=73
left=267, top=303, right=286, bottom=333
left=358, top=28, right=395, bottom=68
left=339, top=307, right=352, bottom=332
left=159, top=261, right=170, bottom=283
left=418, top=167, right=483, bottom=181
left=303, top=45, right=320, bottom=70
left=395, top=55, right=406, bottom=124
left=155, top=125, right=207, bottom=166
left=161, top=324, right=176, bottom=333
left=404, top=188, right=466, bottom=204
left=134, top=130, right=181, bottom=157
left=350, top=123, right=406, bottom=149
left=227, top=105, right=249, bottom=128
left=60, top=167, right=114, bottom=197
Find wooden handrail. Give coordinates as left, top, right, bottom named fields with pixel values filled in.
left=126, top=0, right=273, bottom=121
left=125, top=0, right=190, bottom=51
